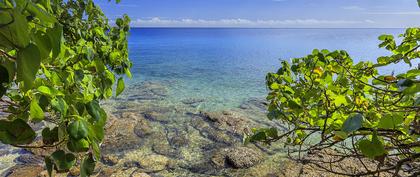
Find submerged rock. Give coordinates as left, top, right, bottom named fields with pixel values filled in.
left=211, top=146, right=264, bottom=169
left=127, top=81, right=168, bottom=101
left=143, top=111, right=170, bottom=124
left=2, top=165, right=44, bottom=177
left=138, top=155, right=169, bottom=173
left=239, top=97, right=268, bottom=112
left=181, top=98, right=205, bottom=107
left=201, top=111, right=253, bottom=135
left=134, top=119, right=153, bottom=138
left=152, top=141, right=180, bottom=158
left=226, top=146, right=264, bottom=168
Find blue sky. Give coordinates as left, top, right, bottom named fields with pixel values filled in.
left=96, top=0, right=420, bottom=28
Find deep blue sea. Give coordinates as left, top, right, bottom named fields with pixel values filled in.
left=124, top=28, right=404, bottom=111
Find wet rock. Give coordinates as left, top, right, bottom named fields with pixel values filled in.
left=225, top=146, right=264, bottom=169
left=132, top=172, right=151, bottom=177
left=101, top=154, right=119, bottom=166
left=152, top=141, right=180, bottom=158
left=181, top=98, right=205, bottom=107
left=102, top=114, right=142, bottom=154
left=14, top=154, right=43, bottom=165
left=204, top=128, right=234, bottom=145
left=168, top=134, right=189, bottom=148
left=2, top=165, right=44, bottom=177
left=239, top=98, right=268, bottom=112
left=127, top=81, right=168, bottom=101
left=211, top=149, right=229, bottom=168
left=143, top=111, right=170, bottom=124
left=138, top=155, right=169, bottom=173
left=201, top=111, right=253, bottom=135
left=134, top=120, right=153, bottom=138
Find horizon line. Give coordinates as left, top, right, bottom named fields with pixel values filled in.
left=129, top=27, right=406, bottom=29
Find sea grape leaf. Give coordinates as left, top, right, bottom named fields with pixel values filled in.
left=358, top=133, right=386, bottom=159
left=42, top=127, right=59, bottom=145
left=67, top=120, right=88, bottom=140
left=80, top=153, right=96, bottom=177
left=342, top=113, right=363, bottom=133
left=0, top=119, right=36, bottom=145
left=30, top=99, right=44, bottom=121
left=378, top=114, right=404, bottom=129
left=0, top=9, right=30, bottom=48
left=67, top=138, right=90, bottom=152
left=116, top=77, right=125, bottom=96
left=17, top=43, right=41, bottom=91
left=45, top=157, right=54, bottom=177
left=47, top=24, right=63, bottom=59
left=51, top=150, right=76, bottom=171
left=51, top=97, right=68, bottom=117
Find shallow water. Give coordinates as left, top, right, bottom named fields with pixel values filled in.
left=1, top=28, right=413, bottom=176
left=118, top=28, right=405, bottom=110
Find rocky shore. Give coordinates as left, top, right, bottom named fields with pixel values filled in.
left=0, top=81, right=391, bottom=177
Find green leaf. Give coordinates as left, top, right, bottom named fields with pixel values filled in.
left=67, top=138, right=90, bottom=152
left=80, top=153, right=96, bottom=177
left=30, top=99, right=44, bottom=121
left=378, top=113, right=404, bottom=129
left=45, top=157, right=54, bottom=177
left=86, top=100, right=105, bottom=122
left=33, top=32, right=52, bottom=61
left=67, top=120, right=88, bottom=140
left=116, top=77, right=125, bottom=96
left=38, top=86, right=53, bottom=96
left=342, top=113, right=363, bottom=133
left=42, top=127, right=59, bottom=145
left=26, top=2, right=56, bottom=23
left=46, top=24, right=63, bottom=59
left=51, top=97, right=68, bottom=117
left=0, top=9, right=30, bottom=48
left=0, top=119, right=36, bottom=145
left=51, top=150, right=76, bottom=171
left=1, top=59, right=16, bottom=82
left=357, top=133, right=386, bottom=159
left=333, top=95, right=348, bottom=106
left=17, top=43, right=41, bottom=91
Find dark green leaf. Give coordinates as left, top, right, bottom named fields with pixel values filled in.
left=342, top=113, right=363, bottom=133
left=0, top=9, right=30, bottom=48
left=42, top=127, right=59, bottom=145
left=0, top=119, right=36, bottom=145
left=80, top=153, right=96, bottom=177
left=358, top=133, right=386, bottom=159
left=67, top=120, right=88, bottom=140
left=51, top=150, right=76, bottom=171
left=17, top=43, right=41, bottom=91
left=67, top=138, right=90, bottom=152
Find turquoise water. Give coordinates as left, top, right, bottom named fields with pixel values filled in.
left=122, top=28, right=403, bottom=111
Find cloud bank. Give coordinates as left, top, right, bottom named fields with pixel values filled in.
left=130, top=17, right=375, bottom=28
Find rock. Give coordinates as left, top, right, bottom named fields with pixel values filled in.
left=168, top=134, right=189, bottom=148
left=181, top=98, right=205, bottom=107
left=127, top=81, right=168, bottom=101
left=69, top=166, right=80, bottom=176
left=14, top=154, right=44, bottom=165
left=239, top=98, right=268, bottom=111
left=211, top=149, right=229, bottom=168
left=101, top=154, right=119, bottom=166
left=102, top=114, right=142, bottom=154
left=225, top=146, right=264, bottom=168
left=201, top=111, right=253, bottom=135
left=134, top=120, right=153, bottom=138
left=2, top=165, right=44, bottom=177
left=132, top=172, right=151, bottom=177
left=143, top=111, right=170, bottom=124
left=152, top=141, right=180, bottom=158
left=138, top=155, right=169, bottom=173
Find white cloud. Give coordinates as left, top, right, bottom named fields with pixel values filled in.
left=366, top=11, right=420, bottom=15
left=342, top=6, right=365, bottom=11
left=130, top=17, right=375, bottom=28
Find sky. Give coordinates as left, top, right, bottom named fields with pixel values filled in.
left=95, top=0, right=420, bottom=28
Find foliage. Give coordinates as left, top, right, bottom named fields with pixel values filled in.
left=247, top=8, right=420, bottom=177
left=0, top=0, right=131, bottom=176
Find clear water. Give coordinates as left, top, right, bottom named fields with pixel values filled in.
left=123, top=28, right=404, bottom=111
left=1, top=28, right=412, bottom=175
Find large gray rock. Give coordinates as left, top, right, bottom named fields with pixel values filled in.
left=226, top=146, right=264, bottom=168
